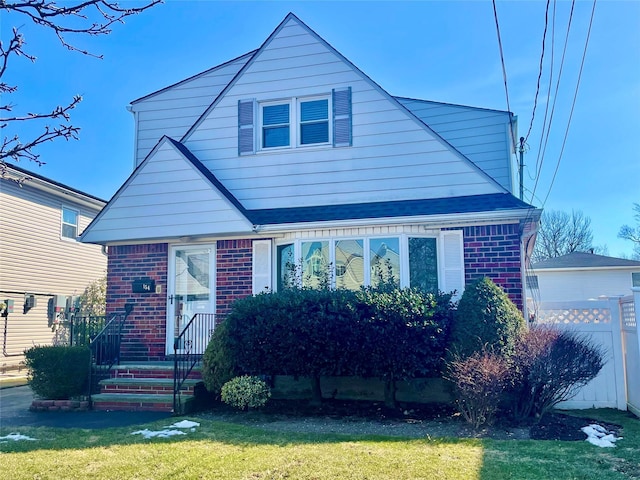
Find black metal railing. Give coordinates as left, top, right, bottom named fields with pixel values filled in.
left=87, top=303, right=134, bottom=403
left=173, top=313, right=216, bottom=413
left=69, top=315, right=107, bottom=347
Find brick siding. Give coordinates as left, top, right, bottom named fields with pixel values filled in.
left=458, top=223, right=524, bottom=311
left=216, top=239, right=254, bottom=319
left=106, top=240, right=254, bottom=362
left=106, top=243, right=168, bottom=362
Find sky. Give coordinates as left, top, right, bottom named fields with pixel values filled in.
left=2, top=0, right=639, bottom=256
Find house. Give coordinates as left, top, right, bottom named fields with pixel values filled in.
left=527, top=251, right=640, bottom=304
left=80, top=13, right=540, bottom=410
left=0, top=163, right=107, bottom=372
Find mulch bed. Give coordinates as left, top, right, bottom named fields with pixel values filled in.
left=203, top=398, right=622, bottom=441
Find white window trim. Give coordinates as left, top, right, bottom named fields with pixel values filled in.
left=274, top=233, right=443, bottom=291
left=258, top=94, right=332, bottom=152
left=61, top=205, right=79, bottom=241
left=297, top=95, right=331, bottom=147
left=260, top=100, right=292, bottom=150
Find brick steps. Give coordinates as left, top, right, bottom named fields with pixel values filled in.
left=91, top=362, right=203, bottom=413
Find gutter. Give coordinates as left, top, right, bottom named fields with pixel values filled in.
left=254, top=208, right=542, bottom=233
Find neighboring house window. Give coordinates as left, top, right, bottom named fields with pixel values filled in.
left=262, top=103, right=290, bottom=148
left=277, top=235, right=446, bottom=293
left=61, top=207, right=78, bottom=240
left=526, top=275, right=539, bottom=290
left=632, top=272, right=640, bottom=288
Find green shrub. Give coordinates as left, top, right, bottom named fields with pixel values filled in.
left=448, top=277, right=525, bottom=359
left=24, top=345, right=90, bottom=399
left=355, top=287, right=454, bottom=407
left=203, top=287, right=455, bottom=407
left=220, top=375, right=271, bottom=411
left=446, top=350, right=511, bottom=428
left=508, top=326, right=605, bottom=421
left=202, top=321, right=238, bottom=396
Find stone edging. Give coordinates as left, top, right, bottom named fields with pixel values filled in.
left=30, top=399, right=90, bottom=412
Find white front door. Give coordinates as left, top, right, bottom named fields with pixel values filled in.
left=167, top=244, right=215, bottom=355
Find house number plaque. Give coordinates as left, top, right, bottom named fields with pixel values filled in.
left=132, top=278, right=156, bottom=294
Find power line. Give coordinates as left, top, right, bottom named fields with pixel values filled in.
left=491, top=0, right=518, bottom=153
left=524, top=0, right=551, bottom=144
left=529, top=0, right=576, bottom=204
left=541, top=0, right=597, bottom=208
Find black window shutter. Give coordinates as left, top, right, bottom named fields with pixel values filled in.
left=332, top=87, right=352, bottom=147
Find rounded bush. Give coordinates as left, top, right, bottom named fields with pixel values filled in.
left=448, top=277, right=525, bottom=359
left=220, top=375, right=271, bottom=411
left=24, top=345, right=90, bottom=399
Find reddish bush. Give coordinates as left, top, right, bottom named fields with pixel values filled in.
left=446, top=351, right=511, bottom=428
left=509, top=326, right=605, bottom=421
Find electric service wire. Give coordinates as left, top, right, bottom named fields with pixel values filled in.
left=540, top=0, right=597, bottom=209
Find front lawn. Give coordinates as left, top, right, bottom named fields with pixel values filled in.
left=1, top=410, right=638, bottom=479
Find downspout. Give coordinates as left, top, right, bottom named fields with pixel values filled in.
left=126, top=104, right=138, bottom=170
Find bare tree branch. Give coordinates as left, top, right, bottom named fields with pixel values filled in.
left=0, top=0, right=161, bottom=166
left=618, top=203, right=640, bottom=259
left=532, top=209, right=605, bottom=263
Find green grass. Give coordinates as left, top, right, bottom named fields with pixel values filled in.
left=1, top=410, right=638, bottom=479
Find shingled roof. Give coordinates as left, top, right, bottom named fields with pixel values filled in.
left=532, top=252, right=640, bottom=270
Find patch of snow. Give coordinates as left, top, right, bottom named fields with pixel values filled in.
left=165, top=420, right=200, bottom=429
left=131, top=420, right=200, bottom=439
left=131, top=429, right=187, bottom=439
left=0, top=432, right=37, bottom=442
left=581, top=424, right=623, bottom=448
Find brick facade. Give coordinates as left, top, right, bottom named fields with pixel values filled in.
left=215, top=239, right=254, bottom=319
left=106, top=243, right=168, bottom=362
left=106, top=227, right=524, bottom=362
left=459, top=223, right=523, bottom=311
left=106, top=240, right=254, bottom=362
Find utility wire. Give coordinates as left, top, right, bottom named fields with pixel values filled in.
left=530, top=0, right=576, bottom=204
left=524, top=0, right=551, bottom=144
left=491, top=0, right=518, bottom=153
left=541, top=0, right=597, bottom=208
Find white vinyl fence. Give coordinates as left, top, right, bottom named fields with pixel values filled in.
left=533, top=288, right=640, bottom=413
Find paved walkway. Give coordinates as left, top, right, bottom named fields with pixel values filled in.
left=0, top=385, right=171, bottom=429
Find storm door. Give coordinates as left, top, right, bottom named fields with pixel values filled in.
left=166, top=245, right=215, bottom=355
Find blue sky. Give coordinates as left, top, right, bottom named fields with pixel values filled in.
left=3, top=0, right=639, bottom=256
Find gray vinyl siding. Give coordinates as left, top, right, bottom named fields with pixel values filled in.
left=131, top=53, right=252, bottom=166
left=182, top=18, right=503, bottom=210
left=396, top=98, right=515, bottom=192
left=0, top=178, right=106, bottom=370
left=81, top=140, right=253, bottom=243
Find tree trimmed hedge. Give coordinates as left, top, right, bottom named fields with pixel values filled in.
left=203, top=287, right=454, bottom=406
left=24, top=345, right=90, bottom=399
left=448, top=277, right=526, bottom=359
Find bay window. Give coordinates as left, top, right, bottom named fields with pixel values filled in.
left=275, top=234, right=457, bottom=294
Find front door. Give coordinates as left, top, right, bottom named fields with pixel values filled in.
left=167, top=244, right=215, bottom=355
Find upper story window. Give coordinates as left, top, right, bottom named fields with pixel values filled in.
left=260, top=96, right=330, bottom=150
left=632, top=272, right=640, bottom=288
left=262, top=103, right=290, bottom=148
left=300, top=98, right=329, bottom=145
left=61, top=207, right=78, bottom=240
left=238, top=87, right=351, bottom=155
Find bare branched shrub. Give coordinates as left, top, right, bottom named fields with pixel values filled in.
left=509, top=326, right=605, bottom=421
left=446, top=351, right=511, bottom=429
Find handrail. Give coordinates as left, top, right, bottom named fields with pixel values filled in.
left=173, top=313, right=216, bottom=414
left=87, top=303, right=134, bottom=404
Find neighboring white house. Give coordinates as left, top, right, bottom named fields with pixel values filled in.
left=527, top=251, right=640, bottom=304
left=0, top=163, right=107, bottom=371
